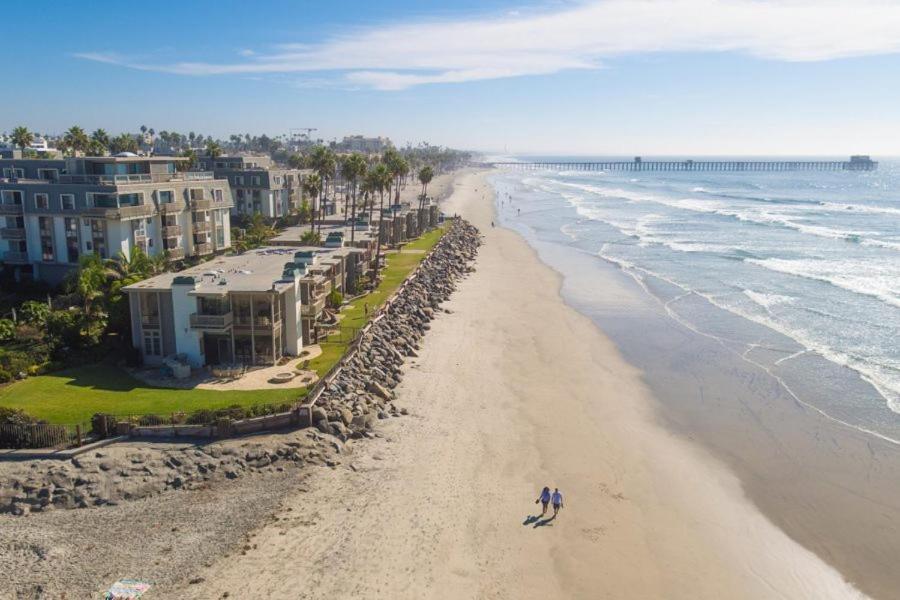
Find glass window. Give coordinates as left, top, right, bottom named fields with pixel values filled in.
left=157, top=190, right=173, bottom=204
left=34, top=193, right=49, bottom=209
left=60, top=194, right=75, bottom=210
left=2, top=168, right=24, bottom=178
left=213, top=189, right=223, bottom=202
left=1, top=190, right=23, bottom=205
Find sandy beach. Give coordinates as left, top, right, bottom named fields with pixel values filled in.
left=172, top=170, right=863, bottom=599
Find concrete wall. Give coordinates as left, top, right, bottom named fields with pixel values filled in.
left=171, top=282, right=202, bottom=367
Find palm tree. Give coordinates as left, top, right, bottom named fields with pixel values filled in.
left=10, top=126, right=33, bottom=154
left=140, top=125, right=148, bottom=136
left=109, top=133, right=139, bottom=155
left=177, top=148, right=198, bottom=172
left=63, top=126, right=90, bottom=157
left=75, top=253, right=108, bottom=318
left=342, top=153, right=367, bottom=242
left=90, top=129, right=109, bottom=156
left=205, top=140, right=223, bottom=159
left=309, top=146, right=336, bottom=235
left=367, top=164, right=392, bottom=279
left=418, top=165, right=434, bottom=210
left=302, top=174, right=322, bottom=236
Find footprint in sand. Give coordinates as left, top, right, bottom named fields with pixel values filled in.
left=581, top=526, right=606, bottom=542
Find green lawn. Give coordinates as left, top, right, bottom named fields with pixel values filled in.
left=0, top=226, right=446, bottom=424
left=306, top=225, right=446, bottom=376
left=0, top=364, right=303, bottom=424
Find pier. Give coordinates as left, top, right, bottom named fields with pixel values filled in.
left=490, top=155, right=877, bottom=172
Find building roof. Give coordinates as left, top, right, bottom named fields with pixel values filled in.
left=125, top=246, right=346, bottom=295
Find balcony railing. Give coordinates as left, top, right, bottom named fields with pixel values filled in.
left=194, top=242, right=213, bottom=255
left=2, top=251, right=29, bottom=264
left=233, top=315, right=281, bottom=329
left=141, top=314, right=160, bottom=328
left=301, top=295, right=326, bottom=316
left=57, top=171, right=215, bottom=185
left=192, top=221, right=212, bottom=233
left=0, top=228, right=26, bottom=241
left=159, top=201, right=187, bottom=214
left=189, top=312, right=233, bottom=331
left=162, top=224, right=182, bottom=237
left=0, top=204, right=23, bottom=215
left=83, top=204, right=155, bottom=221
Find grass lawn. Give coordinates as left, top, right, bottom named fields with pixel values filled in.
left=306, top=225, right=446, bottom=376
left=0, top=226, right=446, bottom=424
left=0, top=364, right=305, bottom=424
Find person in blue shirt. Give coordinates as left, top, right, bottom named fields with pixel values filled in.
left=535, top=486, right=552, bottom=517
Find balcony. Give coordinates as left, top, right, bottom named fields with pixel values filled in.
left=233, top=314, right=281, bottom=329
left=57, top=172, right=215, bottom=185
left=134, top=232, right=147, bottom=243
left=141, top=314, right=160, bottom=328
left=83, top=204, right=155, bottom=221
left=159, top=201, right=187, bottom=214
left=2, top=251, right=29, bottom=264
left=162, top=224, right=182, bottom=237
left=165, top=247, right=185, bottom=260
left=0, top=204, right=23, bottom=215
left=194, top=242, right=213, bottom=255
left=301, top=295, right=326, bottom=316
left=189, top=312, right=233, bottom=331
left=0, top=227, right=26, bottom=241
left=192, top=221, right=212, bottom=234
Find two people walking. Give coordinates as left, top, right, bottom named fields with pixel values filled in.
left=535, top=486, right=564, bottom=518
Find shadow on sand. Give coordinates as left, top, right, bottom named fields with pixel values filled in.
left=523, top=514, right=556, bottom=528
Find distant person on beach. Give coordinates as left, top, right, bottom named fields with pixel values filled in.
left=517, top=208, right=521, bottom=216
left=364, top=302, right=368, bottom=316
left=536, top=486, right=551, bottom=516
left=551, top=488, right=564, bottom=517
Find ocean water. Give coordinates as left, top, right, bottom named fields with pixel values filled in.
left=491, top=159, right=900, bottom=443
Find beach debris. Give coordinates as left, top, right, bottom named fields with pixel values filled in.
left=104, top=579, right=151, bottom=599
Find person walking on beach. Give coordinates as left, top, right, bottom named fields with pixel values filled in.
left=536, top=486, right=551, bottom=516
left=551, top=488, right=564, bottom=517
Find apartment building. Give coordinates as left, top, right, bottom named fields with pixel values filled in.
left=197, top=154, right=311, bottom=219
left=124, top=246, right=341, bottom=367
left=0, top=155, right=233, bottom=283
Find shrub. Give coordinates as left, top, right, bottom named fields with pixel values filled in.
left=137, top=414, right=166, bottom=427
left=20, top=300, right=50, bottom=327
left=327, top=289, right=344, bottom=309
left=0, top=319, right=14, bottom=342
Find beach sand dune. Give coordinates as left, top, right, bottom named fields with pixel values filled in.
left=177, top=170, right=862, bottom=599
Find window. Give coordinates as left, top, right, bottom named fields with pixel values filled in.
left=157, top=190, right=174, bottom=204
left=38, top=216, right=54, bottom=262
left=213, top=188, right=224, bottom=203
left=273, top=176, right=282, bottom=185
left=234, top=176, right=244, bottom=186
left=143, top=331, right=162, bottom=356
left=2, top=168, right=24, bottom=179
left=64, top=217, right=79, bottom=263
left=117, top=193, right=141, bottom=207
left=60, top=194, right=75, bottom=210
left=34, top=193, right=49, bottom=209
left=37, top=169, right=58, bottom=181
left=189, top=188, right=204, bottom=201
left=251, top=175, right=261, bottom=186
left=1, top=190, right=23, bottom=205
left=236, top=189, right=244, bottom=200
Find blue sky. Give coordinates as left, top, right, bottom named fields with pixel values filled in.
left=3, top=0, right=900, bottom=155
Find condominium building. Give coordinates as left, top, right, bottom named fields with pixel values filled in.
left=124, top=246, right=359, bottom=367
left=338, top=135, right=391, bottom=154
left=197, top=154, right=311, bottom=219
left=0, top=155, right=233, bottom=284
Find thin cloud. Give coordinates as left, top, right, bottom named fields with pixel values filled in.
left=75, top=0, right=900, bottom=89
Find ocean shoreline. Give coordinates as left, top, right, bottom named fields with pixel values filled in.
left=493, top=169, right=900, bottom=598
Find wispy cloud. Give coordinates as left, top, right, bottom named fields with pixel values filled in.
left=75, top=0, right=900, bottom=89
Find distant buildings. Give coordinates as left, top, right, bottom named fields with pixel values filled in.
left=197, top=154, right=312, bottom=219
left=0, top=155, right=233, bottom=283
left=337, top=135, right=391, bottom=154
